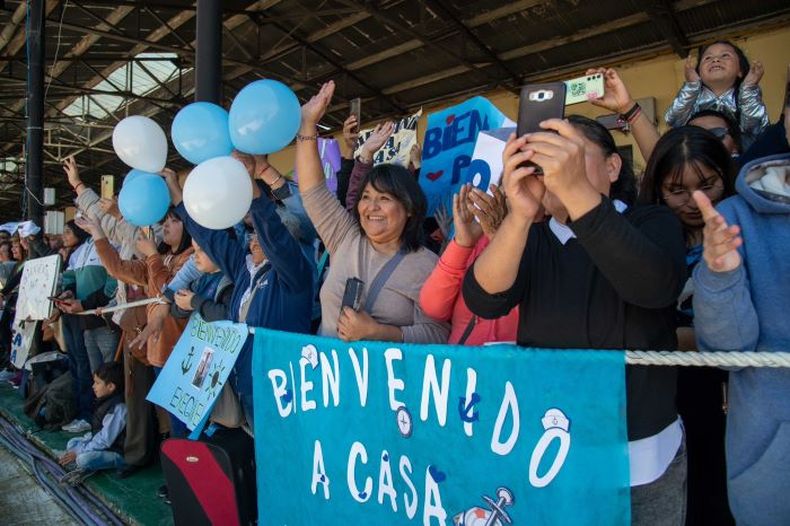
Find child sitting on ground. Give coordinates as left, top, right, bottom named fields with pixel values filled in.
left=58, top=362, right=126, bottom=478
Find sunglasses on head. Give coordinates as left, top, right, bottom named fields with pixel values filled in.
left=706, top=127, right=729, bottom=140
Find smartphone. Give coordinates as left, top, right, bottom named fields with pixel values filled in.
left=564, top=73, right=604, bottom=106
left=341, top=277, right=364, bottom=312
left=517, top=82, right=566, bottom=175
left=350, top=98, right=362, bottom=133
left=100, top=175, right=115, bottom=200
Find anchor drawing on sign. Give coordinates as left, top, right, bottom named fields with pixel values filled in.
left=458, top=392, right=481, bottom=423
left=453, top=486, right=515, bottom=526
left=181, top=346, right=195, bottom=375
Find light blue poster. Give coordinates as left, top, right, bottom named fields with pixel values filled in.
left=147, top=314, right=248, bottom=430
left=419, top=96, right=511, bottom=215
left=253, top=329, right=630, bottom=525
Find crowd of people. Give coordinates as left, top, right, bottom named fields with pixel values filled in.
left=0, top=40, right=788, bottom=525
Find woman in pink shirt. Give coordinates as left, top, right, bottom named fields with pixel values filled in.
left=419, top=183, right=518, bottom=345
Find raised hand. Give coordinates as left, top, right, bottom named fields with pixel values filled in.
left=501, top=133, right=545, bottom=223
left=62, top=156, right=81, bottom=189
left=693, top=191, right=742, bottom=273
left=98, top=197, right=120, bottom=219
left=74, top=216, right=105, bottom=240
left=684, top=54, right=701, bottom=83
left=587, top=67, right=635, bottom=114
left=301, top=81, right=335, bottom=130
left=742, top=60, right=764, bottom=88
left=135, top=232, right=158, bottom=258
left=359, top=121, right=396, bottom=163
left=452, top=184, right=483, bottom=248
left=469, top=184, right=507, bottom=239
left=409, top=143, right=422, bottom=170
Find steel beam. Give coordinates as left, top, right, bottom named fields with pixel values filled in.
left=195, top=0, right=222, bottom=103
left=26, top=0, right=45, bottom=224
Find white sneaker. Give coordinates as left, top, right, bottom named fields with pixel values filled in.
left=62, top=419, right=91, bottom=433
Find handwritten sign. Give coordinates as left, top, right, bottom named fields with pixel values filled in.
left=355, top=110, right=422, bottom=167
left=147, top=315, right=248, bottom=430
left=419, top=97, right=513, bottom=215
left=10, top=319, right=38, bottom=368
left=15, top=254, right=61, bottom=321
left=253, top=329, right=630, bottom=525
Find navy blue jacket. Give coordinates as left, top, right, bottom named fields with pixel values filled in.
left=175, top=192, right=313, bottom=402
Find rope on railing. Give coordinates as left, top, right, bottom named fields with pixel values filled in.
left=625, top=351, right=790, bottom=368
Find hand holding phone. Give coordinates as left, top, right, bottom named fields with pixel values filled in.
left=517, top=82, right=566, bottom=175
left=350, top=98, right=362, bottom=133
left=341, top=278, right=364, bottom=313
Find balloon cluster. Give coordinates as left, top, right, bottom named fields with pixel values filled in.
left=111, top=79, right=301, bottom=229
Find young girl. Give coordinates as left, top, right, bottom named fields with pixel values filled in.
left=665, top=41, right=768, bottom=149
left=638, top=126, right=737, bottom=525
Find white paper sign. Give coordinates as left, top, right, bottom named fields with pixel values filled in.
left=469, top=126, right=516, bottom=192
left=15, top=254, right=61, bottom=321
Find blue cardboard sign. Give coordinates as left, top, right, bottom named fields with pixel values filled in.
left=147, top=315, right=248, bottom=430
left=253, top=329, right=631, bottom=525
left=419, top=97, right=511, bottom=215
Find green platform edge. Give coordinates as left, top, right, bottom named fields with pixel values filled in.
left=0, top=382, right=173, bottom=526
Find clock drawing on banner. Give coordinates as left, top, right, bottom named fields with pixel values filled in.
left=396, top=406, right=413, bottom=438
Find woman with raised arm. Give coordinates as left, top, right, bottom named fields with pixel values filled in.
left=294, top=81, right=448, bottom=344
left=463, top=116, right=687, bottom=526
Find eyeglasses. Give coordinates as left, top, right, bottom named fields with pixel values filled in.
left=662, top=179, right=724, bottom=207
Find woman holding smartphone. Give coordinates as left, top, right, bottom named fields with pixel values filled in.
left=463, top=116, right=687, bottom=525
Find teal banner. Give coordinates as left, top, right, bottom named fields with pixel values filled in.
left=253, top=329, right=630, bottom=525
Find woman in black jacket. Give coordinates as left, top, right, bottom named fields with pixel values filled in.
left=463, top=116, right=687, bottom=526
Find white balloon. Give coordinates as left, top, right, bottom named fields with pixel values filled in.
left=112, top=116, right=168, bottom=173
left=183, top=156, right=253, bottom=230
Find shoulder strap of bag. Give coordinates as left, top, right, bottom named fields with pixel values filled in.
left=456, top=315, right=478, bottom=346
left=364, top=249, right=406, bottom=314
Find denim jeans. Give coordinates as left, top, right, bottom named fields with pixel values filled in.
left=153, top=366, right=188, bottom=439
left=83, top=325, right=120, bottom=373
left=631, top=436, right=688, bottom=526
left=67, top=438, right=125, bottom=471
left=62, top=314, right=93, bottom=421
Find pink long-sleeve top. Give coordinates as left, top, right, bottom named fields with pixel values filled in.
left=419, top=236, right=518, bottom=345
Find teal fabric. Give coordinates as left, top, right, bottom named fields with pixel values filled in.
left=253, top=328, right=630, bottom=525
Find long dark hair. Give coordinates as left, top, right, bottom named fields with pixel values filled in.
left=158, top=207, right=192, bottom=255
left=353, top=164, right=427, bottom=253
left=638, top=126, right=736, bottom=207
left=567, top=115, right=637, bottom=205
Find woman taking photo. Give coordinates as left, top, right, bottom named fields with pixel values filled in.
left=463, top=116, right=687, bottom=525
left=295, top=81, right=448, bottom=344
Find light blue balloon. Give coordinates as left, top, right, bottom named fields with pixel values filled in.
left=118, top=173, right=171, bottom=226
left=228, top=79, right=301, bottom=155
left=124, top=169, right=156, bottom=187
left=171, top=102, right=233, bottom=164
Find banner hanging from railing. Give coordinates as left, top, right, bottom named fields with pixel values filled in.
left=252, top=329, right=631, bottom=525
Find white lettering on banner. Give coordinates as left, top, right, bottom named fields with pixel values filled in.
left=267, top=369, right=292, bottom=417
left=349, top=347, right=369, bottom=407
left=491, top=381, right=520, bottom=456
left=384, top=347, right=405, bottom=411
left=419, top=354, right=451, bottom=427
left=311, top=440, right=330, bottom=499
left=463, top=367, right=478, bottom=437
left=399, top=455, right=418, bottom=520
left=300, top=356, right=317, bottom=412
left=423, top=467, right=448, bottom=526
left=268, top=342, right=575, bottom=520
left=348, top=441, right=373, bottom=503
left=377, top=450, right=398, bottom=512
left=354, top=110, right=423, bottom=166
left=529, top=408, right=572, bottom=488
left=320, top=350, right=341, bottom=408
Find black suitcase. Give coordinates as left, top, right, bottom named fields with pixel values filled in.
left=160, top=428, right=257, bottom=526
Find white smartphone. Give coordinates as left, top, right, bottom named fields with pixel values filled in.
left=564, top=73, right=605, bottom=106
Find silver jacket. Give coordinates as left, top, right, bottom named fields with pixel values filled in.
left=664, top=81, right=769, bottom=147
